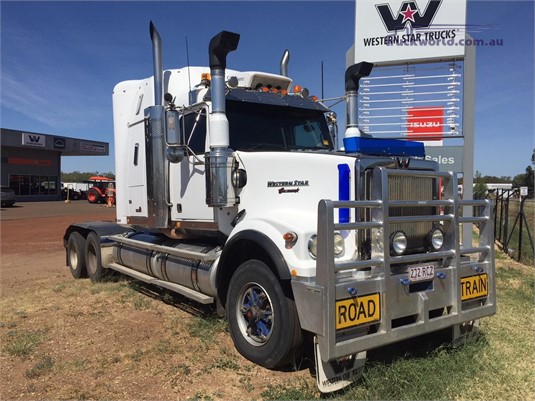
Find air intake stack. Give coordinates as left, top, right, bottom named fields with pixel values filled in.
left=344, top=62, right=373, bottom=139
left=205, top=31, right=240, bottom=208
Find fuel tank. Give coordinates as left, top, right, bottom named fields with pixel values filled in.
left=112, top=232, right=221, bottom=296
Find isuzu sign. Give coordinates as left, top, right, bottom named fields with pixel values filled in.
left=406, top=107, right=444, bottom=139
left=353, top=0, right=466, bottom=65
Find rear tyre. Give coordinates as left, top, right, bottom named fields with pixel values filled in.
left=85, top=232, right=106, bottom=282
left=87, top=189, right=99, bottom=204
left=67, top=232, right=87, bottom=279
left=226, top=260, right=302, bottom=369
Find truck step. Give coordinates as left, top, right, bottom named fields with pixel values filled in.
left=108, top=262, right=214, bottom=304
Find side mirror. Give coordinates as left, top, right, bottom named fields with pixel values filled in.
left=166, top=109, right=182, bottom=145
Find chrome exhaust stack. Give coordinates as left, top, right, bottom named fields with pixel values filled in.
left=344, top=62, right=373, bottom=139
left=144, top=21, right=168, bottom=228
left=280, top=49, right=290, bottom=77
left=205, top=31, right=240, bottom=208
left=150, top=21, right=163, bottom=106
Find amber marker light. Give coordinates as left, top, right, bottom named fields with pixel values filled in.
left=283, top=232, right=298, bottom=249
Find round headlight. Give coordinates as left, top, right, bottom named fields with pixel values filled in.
left=429, top=227, right=444, bottom=251
left=390, top=231, right=408, bottom=255
left=334, top=233, right=344, bottom=256
left=308, top=235, right=318, bottom=258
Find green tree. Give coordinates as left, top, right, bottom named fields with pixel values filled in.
left=61, top=171, right=115, bottom=182
left=512, top=165, right=534, bottom=191
left=473, top=170, right=487, bottom=199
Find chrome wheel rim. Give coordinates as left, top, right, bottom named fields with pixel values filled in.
left=236, top=283, right=273, bottom=346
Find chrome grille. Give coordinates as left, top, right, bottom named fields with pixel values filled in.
left=365, top=171, right=438, bottom=253
left=389, top=175, right=436, bottom=251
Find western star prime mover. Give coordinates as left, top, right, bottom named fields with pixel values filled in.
left=64, top=22, right=495, bottom=392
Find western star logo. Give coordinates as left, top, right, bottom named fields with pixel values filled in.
left=22, top=133, right=45, bottom=147
left=267, top=180, right=309, bottom=194
left=363, top=0, right=456, bottom=48
left=267, top=180, right=309, bottom=188
left=376, top=0, right=442, bottom=32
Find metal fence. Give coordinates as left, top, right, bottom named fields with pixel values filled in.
left=491, top=189, right=534, bottom=265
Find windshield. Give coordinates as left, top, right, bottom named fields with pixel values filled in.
left=227, top=100, right=333, bottom=151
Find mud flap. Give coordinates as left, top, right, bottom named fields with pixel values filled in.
left=314, top=336, right=366, bottom=393
left=452, top=319, right=480, bottom=348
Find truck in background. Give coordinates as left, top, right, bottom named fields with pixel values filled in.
left=63, top=22, right=496, bottom=392
left=62, top=182, right=90, bottom=193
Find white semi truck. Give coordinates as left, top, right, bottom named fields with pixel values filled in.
left=64, top=22, right=496, bottom=392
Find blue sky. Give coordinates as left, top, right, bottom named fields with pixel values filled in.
left=1, top=0, right=533, bottom=178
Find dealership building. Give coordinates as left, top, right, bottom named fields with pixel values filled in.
left=1, top=128, right=109, bottom=202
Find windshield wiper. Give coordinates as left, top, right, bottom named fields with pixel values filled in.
left=242, top=143, right=286, bottom=151
left=287, top=145, right=329, bottom=151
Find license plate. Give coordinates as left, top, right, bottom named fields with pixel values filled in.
left=336, top=293, right=380, bottom=330
left=461, top=274, right=488, bottom=301
left=409, top=264, right=435, bottom=283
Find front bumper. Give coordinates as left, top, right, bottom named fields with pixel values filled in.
left=292, top=168, right=496, bottom=362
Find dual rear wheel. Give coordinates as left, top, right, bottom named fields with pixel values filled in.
left=66, top=232, right=106, bottom=282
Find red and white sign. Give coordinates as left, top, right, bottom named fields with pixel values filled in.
left=406, top=107, right=444, bottom=140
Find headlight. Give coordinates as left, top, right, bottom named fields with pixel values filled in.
left=390, top=231, right=407, bottom=255
left=308, top=235, right=318, bottom=258
left=308, top=233, right=345, bottom=259
left=334, top=233, right=344, bottom=256
left=428, top=227, right=444, bottom=251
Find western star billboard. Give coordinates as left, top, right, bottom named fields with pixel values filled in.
left=352, top=0, right=467, bottom=65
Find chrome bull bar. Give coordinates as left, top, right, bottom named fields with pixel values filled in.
left=292, top=167, right=496, bottom=362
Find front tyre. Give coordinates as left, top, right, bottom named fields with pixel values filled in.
left=226, top=260, right=302, bottom=369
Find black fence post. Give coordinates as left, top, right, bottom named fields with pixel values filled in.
left=518, top=197, right=524, bottom=262
left=504, top=192, right=511, bottom=253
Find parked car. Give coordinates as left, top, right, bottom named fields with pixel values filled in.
left=1, top=186, right=16, bottom=207
left=61, top=188, right=82, bottom=201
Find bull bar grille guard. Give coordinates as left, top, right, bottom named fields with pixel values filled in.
left=294, top=167, right=496, bottom=362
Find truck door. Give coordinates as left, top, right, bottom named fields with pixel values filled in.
left=169, top=106, right=214, bottom=222
left=126, top=122, right=148, bottom=217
